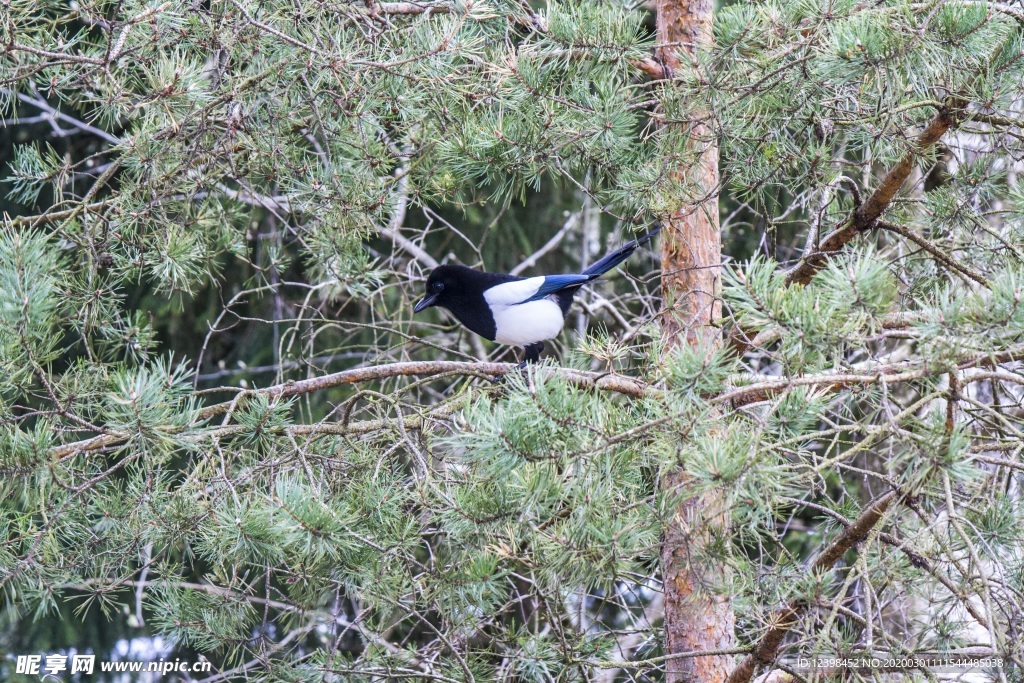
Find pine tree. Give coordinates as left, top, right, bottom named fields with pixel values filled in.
left=2, top=1, right=1024, bottom=682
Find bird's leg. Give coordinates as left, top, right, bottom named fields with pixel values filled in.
left=491, top=343, right=545, bottom=383
left=521, top=342, right=544, bottom=366
left=511, top=342, right=544, bottom=372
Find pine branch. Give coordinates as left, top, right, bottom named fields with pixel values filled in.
left=4, top=43, right=105, bottom=66
left=377, top=165, right=439, bottom=269
left=725, top=491, right=901, bottom=683
left=48, top=343, right=1024, bottom=459
left=5, top=200, right=114, bottom=228
left=733, top=311, right=919, bottom=357
left=730, top=103, right=966, bottom=353
left=784, top=101, right=965, bottom=287
left=193, top=362, right=650, bottom=421
left=510, top=211, right=578, bottom=275
left=48, top=361, right=652, bottom=459
left=228, top=0, right=325, bottom=56
left=722, top=343, right=1024, bottom=406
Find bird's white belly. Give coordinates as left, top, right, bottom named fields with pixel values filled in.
left=491, top=299, right=564, bottom=346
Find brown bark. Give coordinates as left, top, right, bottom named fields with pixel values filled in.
left=656, top=2, right=735, bottom=683
left=657, top=0, right=721, bottom=349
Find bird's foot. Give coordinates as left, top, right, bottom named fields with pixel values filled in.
left=489, top=360, right=529, bottom=384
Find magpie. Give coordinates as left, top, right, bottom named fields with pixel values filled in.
left=413, top=224, right=661, bottom=365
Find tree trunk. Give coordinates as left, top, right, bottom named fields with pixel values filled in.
left=656, top=2, right=736, bottom=683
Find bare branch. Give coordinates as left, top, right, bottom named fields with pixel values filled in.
left=5, top=200, right=114, bottom=228
left=376, top=1, right=452, bottom=15
left=2, top=88, right=122, bottom=145
left=876, top=219, right=990, bottom=288
left=377, top=166, right=439, bottom=270
left=631, top=56, right=667, bottom=80
left=510, top=211, right=578, bottom=275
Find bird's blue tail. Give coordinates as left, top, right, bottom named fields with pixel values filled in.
left=582, top=223, right=662, bottom=279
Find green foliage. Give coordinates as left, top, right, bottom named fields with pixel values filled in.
left=725, top=248, right=898, bottom=372
left=5, top=143, right=66, bottom=206
left=3, top=0, right=1024, bottom=680
left=0, top=228, right=65, bottom=385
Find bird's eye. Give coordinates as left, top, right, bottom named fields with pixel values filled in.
left=432, top=282, right=445, bottom=293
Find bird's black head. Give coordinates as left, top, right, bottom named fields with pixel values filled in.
left=414, top=264, right=466, bottom=313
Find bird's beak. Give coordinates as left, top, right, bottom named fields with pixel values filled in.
left=413, top=293, right=439, bottom=313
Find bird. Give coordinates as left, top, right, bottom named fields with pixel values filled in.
left=413, top=224, right=661, bottom=367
